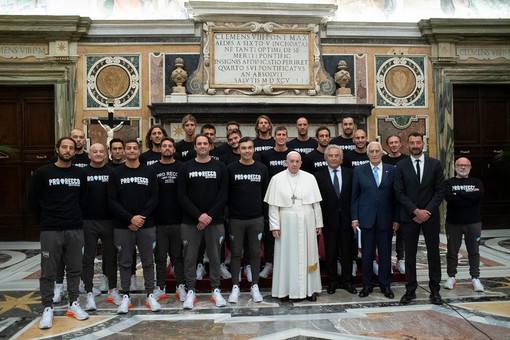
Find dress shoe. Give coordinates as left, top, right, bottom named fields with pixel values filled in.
left=380, top=286, right=394, bottom=299
left=359, top=286, right=372, bottom=298
left=429, top=291, right=443, bottom=305
left=327, top=285, right=336, bottom=294
left=306, top=294, right=317, bottom=302
left=339, top=283, right=357, bottom=294
left=400, top=291, right=416, bottom=304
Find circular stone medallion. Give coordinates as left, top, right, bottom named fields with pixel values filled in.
left=96, top=65, right=130, bottom=99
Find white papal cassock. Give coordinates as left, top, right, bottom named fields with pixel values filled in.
left=264, top=169, right=323, bottom=299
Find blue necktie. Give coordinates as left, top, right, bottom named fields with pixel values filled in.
left=373, top=166, right=379, bottom=187
left=333, top=169, right=340, bottom=197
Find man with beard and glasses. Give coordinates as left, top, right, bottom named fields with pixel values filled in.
left=253, top=115, right=275, bottom=154
left=151, top=138, right=187, bottom=302
left=444, top=157, right=484, bottom=293
left=330, top=116, right=356, bottom=153
left=394, top=132, right=445, bottom=306
left=139, top=125, right=168, bottom=166
left=287, top=117, right=318, bottom=155
left=29, top=137, right=89, bottom=329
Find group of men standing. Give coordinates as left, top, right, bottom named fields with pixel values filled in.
left=29, top=115, right=485, bottom=330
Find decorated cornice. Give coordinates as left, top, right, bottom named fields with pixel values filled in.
left=0, top=15, right=91, bottom=43
left=418, top=18, right=510, bottom=44
left=185, top=0, right=337, bottom=24
left=87, top=20, right=195, bottom=38
left=326, top=22, right=422, bottom=40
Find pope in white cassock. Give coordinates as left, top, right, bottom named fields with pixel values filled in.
left=264, top=151, right=323, bottom=301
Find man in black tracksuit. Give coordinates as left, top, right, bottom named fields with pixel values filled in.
left=151, top=137, right=187, bottom=302
left=29, top=137, right=89, bottom=329
left=178, top=134, right=228, bottom=309
left=108, top=139, right=160, bottom=313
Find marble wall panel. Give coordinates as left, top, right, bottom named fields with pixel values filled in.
left=164, top=53, right=200, bottom=96
left=149, top=53, right=164, bottom=104
left=376, top=115, right=429, bottom=155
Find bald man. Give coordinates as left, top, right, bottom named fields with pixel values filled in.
left=444, top=157, right=484, bottom=292
left=342, top=129, right=369, bottom=169
left=82, top=144, right=122, bottom=311
left=71, top=129, right=90, bottom=168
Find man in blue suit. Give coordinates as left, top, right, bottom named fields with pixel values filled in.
left=352, top=142, right=399, bottom=298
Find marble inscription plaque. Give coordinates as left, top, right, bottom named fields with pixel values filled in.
left=0, top=45, right=48, bottom=59
left=212, top=32, right=311, bottom=88
left=458, top=47, right=510, bottom=61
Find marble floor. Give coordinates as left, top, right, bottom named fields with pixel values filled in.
left=1, top=230, right=510, bottom=340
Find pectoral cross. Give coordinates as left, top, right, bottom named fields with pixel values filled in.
left=291, top=194, right=296, bottom=205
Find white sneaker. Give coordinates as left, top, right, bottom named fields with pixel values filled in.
left=66, top=301, right=89, bottom=320
left=444, top=276, right=456, bottom=289
left=220, top=263, right=232, bottom=279
left=196, top=263, right=206, bottom=280
left=373, top=260, right=379, bottom=276
left=472, top=278, right=484, bottom=292
left=129, top=275, right=138, bottom=292
left=337, top=260, right=342, bottom=275
left=244, top=265, right=253, bottom=283
left=212, top=288, right=226, bottom=307
left=117, top=295, right=132, bottom=314
left=85, top=292, right=96, bottom=311
left=106, top=288, right=123, bottom=305
left=153, top=286, right=167, bottom=301
left=228, top=285, right=240, bottom=303
left=250, top=284, right=263, bottom=303
left=99, top=275, right=108, bottom=292
left=352, top=261, right=357, bottom=277
left=53, top=283, right=64, bottom=303
left=92, top=287, right=101, bottom=296
left=183, top=290, right=196, bottom=310
left=175, top=284, right=187, bottom=302
left=145, top=293, right=162, bottom=312
left=39, top=307, right=53, bottom=329
left=396, top=259, right=405, bottom=274
left=203, top=253, right=209, bottom=264
left=259, top=262, right=272, bottom=278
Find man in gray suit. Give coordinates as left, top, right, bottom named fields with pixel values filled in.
left=394, top=132, right=445, bottom=305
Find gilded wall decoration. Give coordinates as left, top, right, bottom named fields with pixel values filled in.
left=85, top=55, right=141, bottom=109
left=375, top=56, right=427, bottom=108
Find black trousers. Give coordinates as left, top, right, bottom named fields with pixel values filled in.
left=323, top=226, right=354, bottom=286
left=402, top=221, right=441, bottom=293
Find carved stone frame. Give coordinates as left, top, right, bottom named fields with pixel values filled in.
left=204, top=21, right=320, bottom=96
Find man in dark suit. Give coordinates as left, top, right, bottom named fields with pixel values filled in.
left=351, top=142, right=399, bottom=299
left=315, top=144, right=357, bottom=295
left=394, top=132, right=445, bottom=305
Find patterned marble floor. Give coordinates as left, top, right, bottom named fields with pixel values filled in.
left=1, top=229, right=510, bottom=340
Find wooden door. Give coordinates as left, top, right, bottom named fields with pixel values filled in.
left=453, top=84, right=510, bottom=228
left=0, top=86, right=55, bottom=240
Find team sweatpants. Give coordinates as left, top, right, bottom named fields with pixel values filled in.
left=446, top=222, right=482, bottom=279
left=115, top=227, right=156, bottom=295
left=181, top=223, right=224, bottom=291
left=229, top=216, right=264, bottom=285
left=40, top=229, right=84, bottom=308
left=82, top=220, right=117, bottom=292
left=155, top=224, right=185, bottom=288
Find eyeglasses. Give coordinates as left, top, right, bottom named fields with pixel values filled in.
left=456, top=164, right=471, bottom=168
